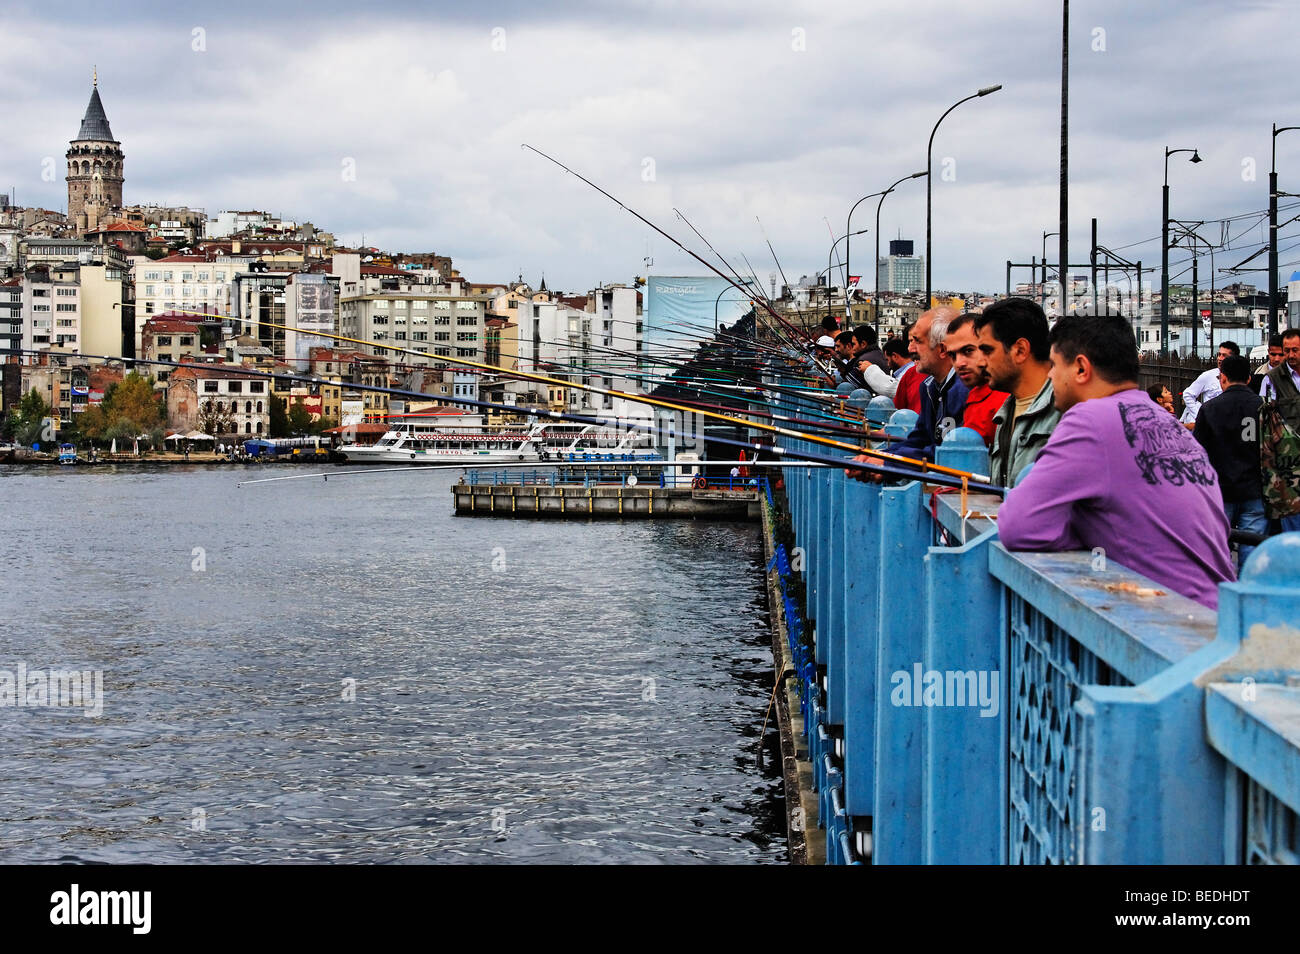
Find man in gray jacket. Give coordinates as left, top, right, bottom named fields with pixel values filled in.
left=974, top=298, right=1061, bottom=487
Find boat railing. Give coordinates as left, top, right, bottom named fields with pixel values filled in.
left=772, top=375, right=1300, bottom=866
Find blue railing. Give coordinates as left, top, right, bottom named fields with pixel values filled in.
left=770, top=374, right=1300, bottom=865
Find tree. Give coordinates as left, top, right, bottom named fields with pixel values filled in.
left=269, top=394, right=288, bottom=438
left=79, top=372, right=163, bottom=442
left=11, top=389, right=55, bottom=448
left=286, top=402, right=314, bottom=436
left=196, top=399, right=222, bottom=438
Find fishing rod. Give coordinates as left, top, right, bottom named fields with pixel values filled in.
left=157, top=307, right=911, bottom=470
left=756, top=215, right=790, bottom=295
left=521, top=144, right=817, bottom=358
left=236, top=458, right=835, bottom=488
left=4, top=346, right=997, bottom=491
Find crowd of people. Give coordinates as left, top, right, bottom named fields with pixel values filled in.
left=813, top=301, right=1300, bottom=611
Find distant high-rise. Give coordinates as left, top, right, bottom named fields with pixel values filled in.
left=878, top=237, right=924, bottom=294
left=66, top=71, right=124, bottom=233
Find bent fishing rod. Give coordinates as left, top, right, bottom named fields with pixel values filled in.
left=4, top=346, right=999, bottom=493
left=236, top=458, right=836, bottom=488
left=522, top=144, right=820, bottom=359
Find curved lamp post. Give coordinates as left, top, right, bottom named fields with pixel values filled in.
left=1161, top=146, right=1201, bottom=356
left=925, top=84, right=1002, bottom=304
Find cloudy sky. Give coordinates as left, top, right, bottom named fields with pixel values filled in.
left=0, top=0, right=1294, bottom=295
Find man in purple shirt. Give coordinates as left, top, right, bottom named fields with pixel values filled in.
left=998, top=315, right=1234, bottom=610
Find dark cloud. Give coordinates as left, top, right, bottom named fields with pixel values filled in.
left=0, top=0, right=1292, bottom=292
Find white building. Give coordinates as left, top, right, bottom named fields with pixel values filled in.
left=132, top=251, right=249, bottom=322
left=204, top=210, right=285, bottom=239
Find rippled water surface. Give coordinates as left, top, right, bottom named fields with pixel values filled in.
left=0, top=465, right=784, bottom=863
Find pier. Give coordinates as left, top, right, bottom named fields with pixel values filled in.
left=452, top=470, right=764, bottom=520
left=763, top=376, right=1300, bottom=866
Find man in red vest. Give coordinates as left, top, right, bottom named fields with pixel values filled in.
left=944, top=312, right=1008, bottom=446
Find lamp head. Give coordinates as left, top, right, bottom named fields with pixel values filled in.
left=977, top=84, right=1002, bottom=97
left=1190, top=150, right=1202, bottom=163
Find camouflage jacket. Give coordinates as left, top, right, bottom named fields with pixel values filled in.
left=1260, top=364, right=1300, bottom=517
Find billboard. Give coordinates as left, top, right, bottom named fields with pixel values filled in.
left=644, top=276, right=752, bottom=359
left=340, top=399, right=365, bottom=426
left=288, top=274, right=335, bottom=368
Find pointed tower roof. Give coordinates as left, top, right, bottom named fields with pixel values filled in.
left=75, top=82, right=115, bottom=141
left=538, top=273, right=547, bottom=292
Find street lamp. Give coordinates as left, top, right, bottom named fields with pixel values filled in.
left=1041, top=231, right=1059, bottom=312
left=1270, top=124, right=1300, bottom=340
left=846, top=171, right=926, bottom=329
left=925, top=84, right=1002, bottom=304
left=1161, top=146, right=1201, bottom=356
left=825, top=228, right=869, bottom=329
left=714, top=282, right=754, bottom=334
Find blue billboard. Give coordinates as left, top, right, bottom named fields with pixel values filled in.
left=644, top=276, right=754, bottom=359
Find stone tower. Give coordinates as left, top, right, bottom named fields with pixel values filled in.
left=66, top=71, right=124, bottom=233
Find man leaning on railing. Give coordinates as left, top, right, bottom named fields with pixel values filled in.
left=997, top=314, right=1234, bottom=610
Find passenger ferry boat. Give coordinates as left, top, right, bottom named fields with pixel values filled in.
left=58, top=443, right=78, bottom=465
left=336, top=420, right=662, bottom=465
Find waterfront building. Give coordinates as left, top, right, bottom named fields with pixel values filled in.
left=167, top=362, right=270, bottom=438
left=66, top=75, right=124, bottom=235
left=339, top=276, right=488, bottom=410
left=16, top=353, right=124, bottom=430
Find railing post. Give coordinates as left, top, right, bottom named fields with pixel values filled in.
left=872, top=480, right=928, bottom=864
left=935, top=426, right=989, bottom=481
left=824, top=469, right=847, bottom=726
left=1203, top=534, right=1300, bottom=864
left=841, top=478, right=882, bottom=823
left=922, top=522, right=1003, bottom=863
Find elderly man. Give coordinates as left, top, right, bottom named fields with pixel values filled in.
left=891, top=306, right=968, bottom=462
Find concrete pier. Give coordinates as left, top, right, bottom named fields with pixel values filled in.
left=451, top=481, right=762, bottom=520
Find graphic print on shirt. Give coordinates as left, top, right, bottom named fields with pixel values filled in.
left=1118, top=401, right=1217, bottom=487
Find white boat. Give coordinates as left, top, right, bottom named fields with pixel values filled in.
left=336, top=420, right=662, bottom=465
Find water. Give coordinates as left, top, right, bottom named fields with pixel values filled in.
left=0, top=465, right=785, bottom=863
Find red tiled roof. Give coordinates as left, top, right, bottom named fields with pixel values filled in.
left=142, top=318, right=202, bottom=333
left=169, top=362, right=269, bottom=382
left=88, top=221, right=149, bottom=233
